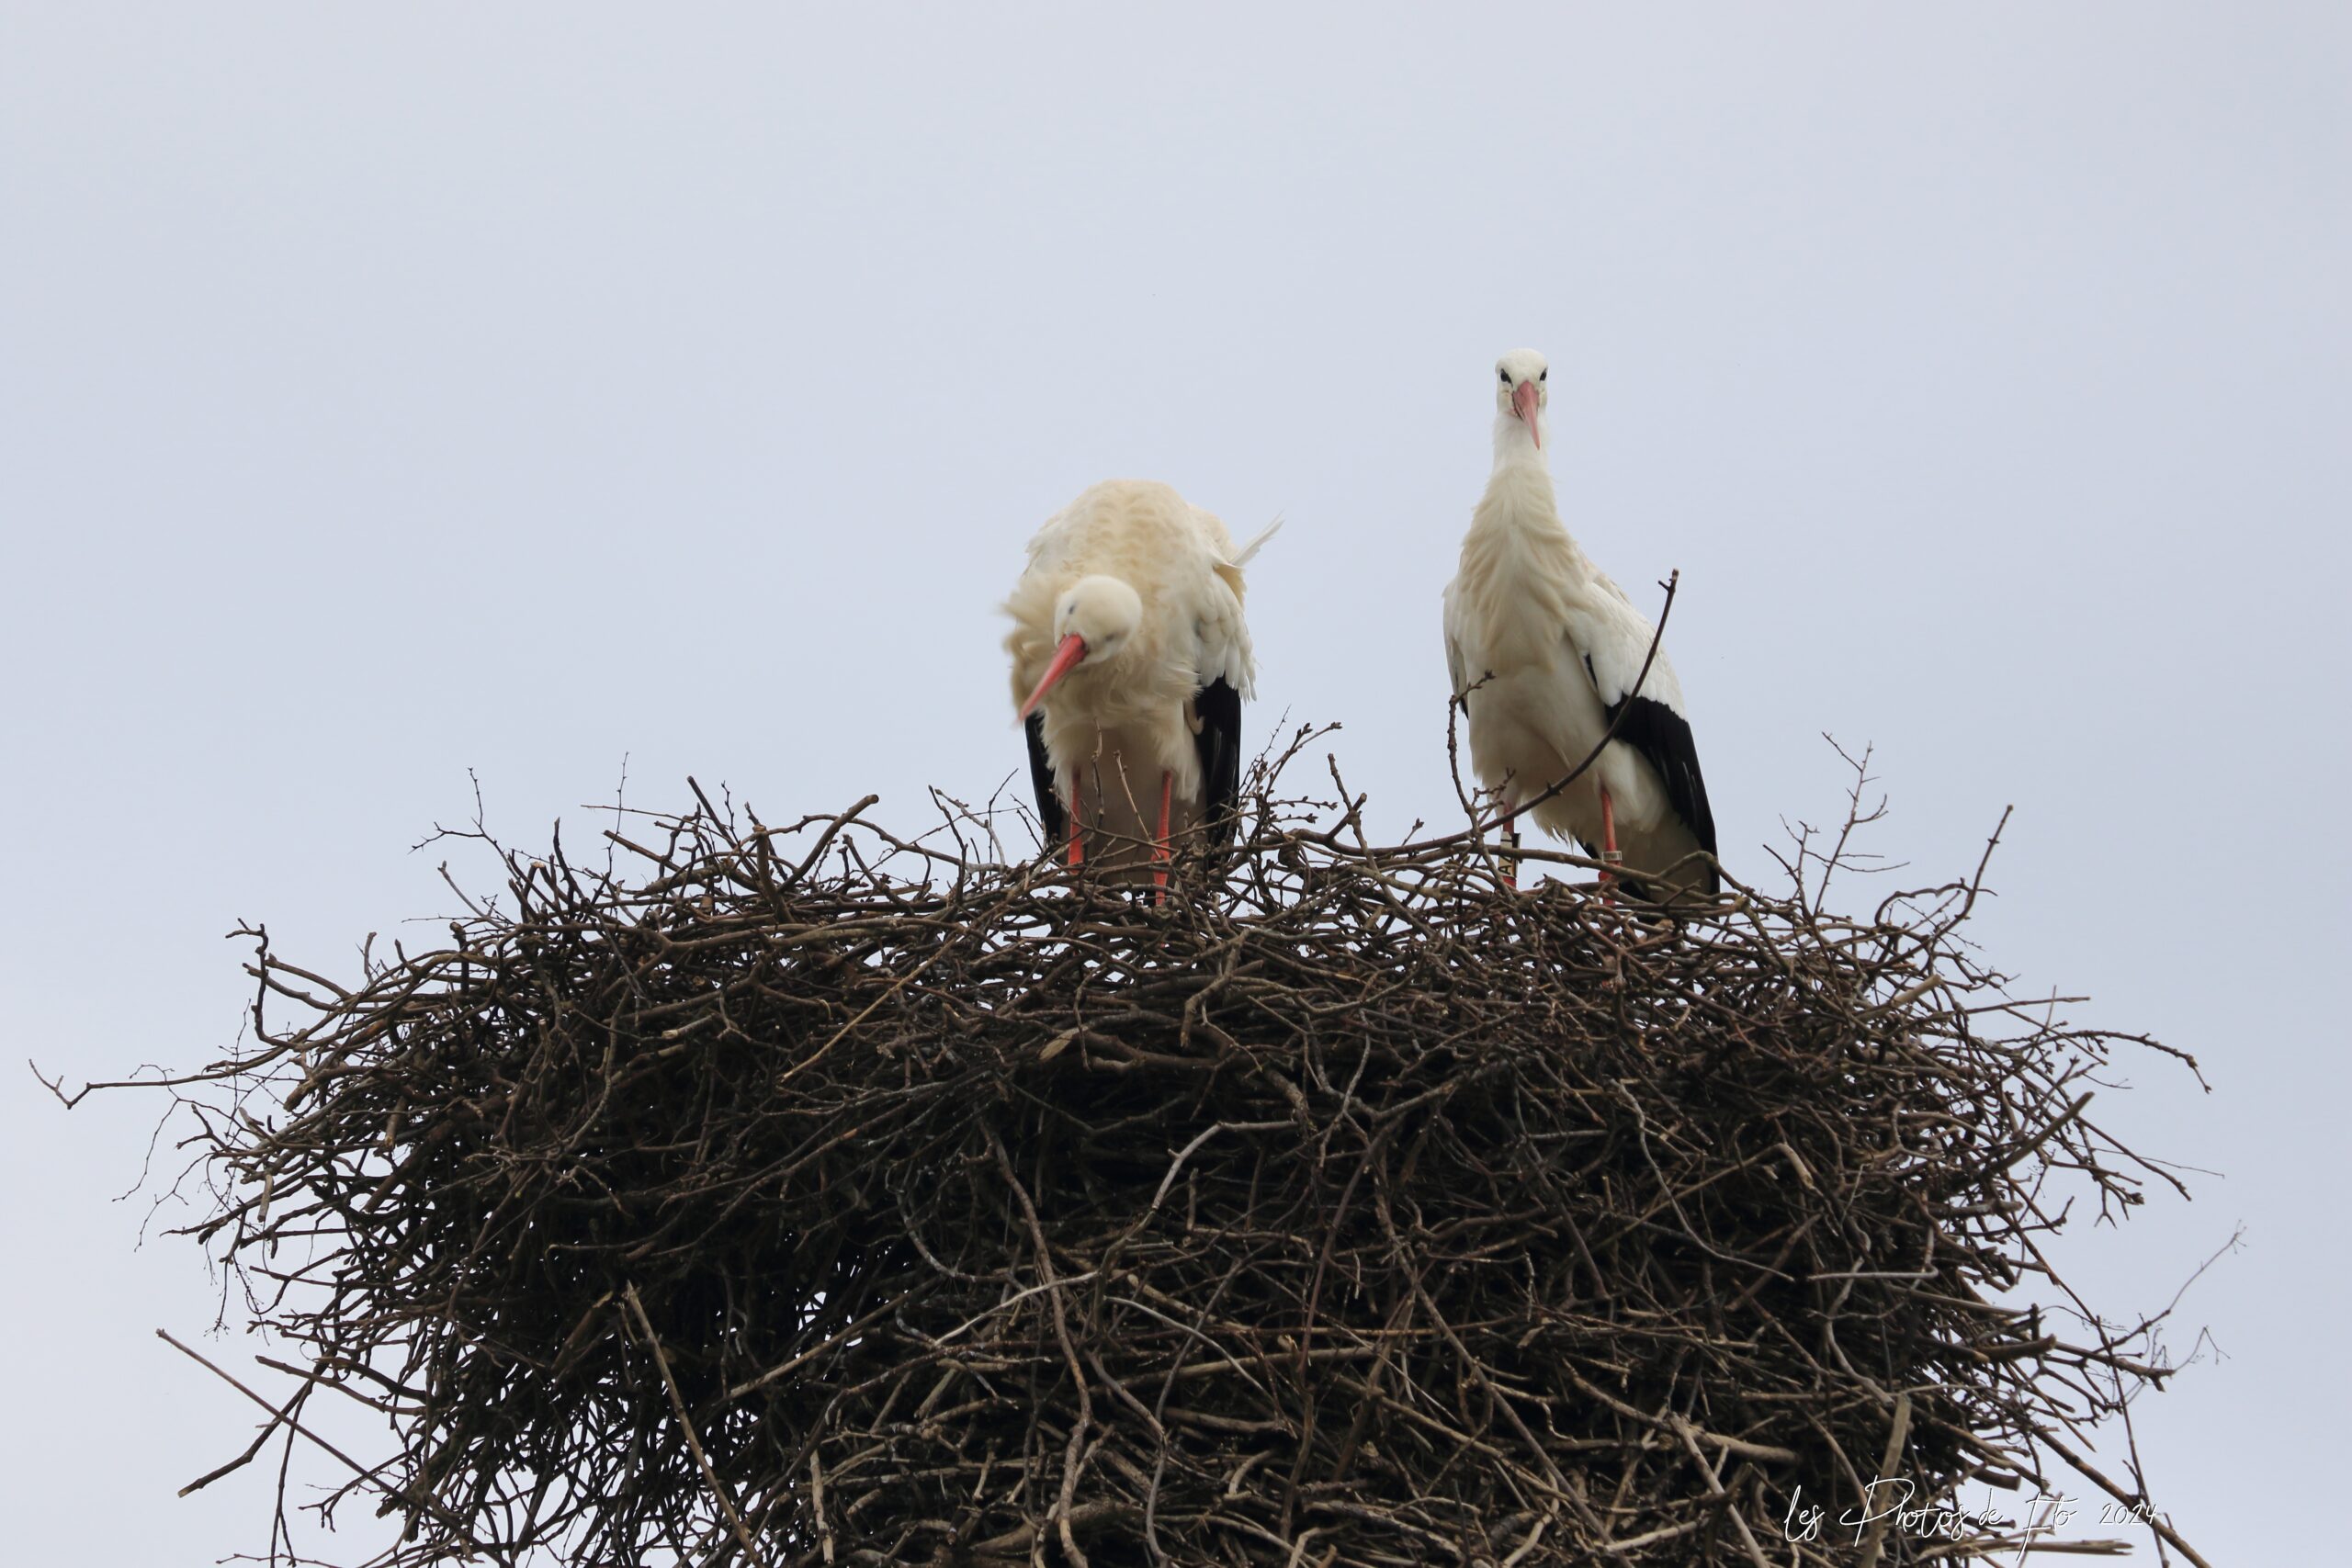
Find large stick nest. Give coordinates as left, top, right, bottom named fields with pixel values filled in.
left=157, top=742, right=2205, bottom=1567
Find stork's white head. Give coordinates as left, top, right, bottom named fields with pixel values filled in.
left=1017, top=575, right=1144, bottom=719
left=1493, top=348, right=1550, bottom=459
left=1052, top=575, right=1143, bottom=658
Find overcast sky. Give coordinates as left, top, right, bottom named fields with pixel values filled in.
left=5, top=6, right=2346, bottom=1562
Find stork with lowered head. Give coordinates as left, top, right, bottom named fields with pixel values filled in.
left=1006, top=479, right=1279, bottom=898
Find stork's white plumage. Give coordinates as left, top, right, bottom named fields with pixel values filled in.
left=1442, top=349, right=1720, bottom=900
left=1005, top=479, right=1277, bottom=893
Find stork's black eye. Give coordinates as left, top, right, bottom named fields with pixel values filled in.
left=1539, top=368, right=1547, bottom=381
left=1498, top=367, right=1510, bottom=384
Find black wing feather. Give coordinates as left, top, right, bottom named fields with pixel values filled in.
left=1601, top=694, right=1721, bottom=894
left=1193, top=677, right=1245, bottom=852
left=1023, top=713, right=1065, bottom=850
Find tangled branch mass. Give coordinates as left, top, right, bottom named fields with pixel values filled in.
left=169, top=752, right=2200, bottom=1567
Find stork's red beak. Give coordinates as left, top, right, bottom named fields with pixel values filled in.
left=1018, top=633, right=1088, bottom=720
left=1512, top=380, right=1541, bottom=448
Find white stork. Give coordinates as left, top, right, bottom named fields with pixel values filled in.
left=1004, top=479, right=1278, bottom=896
left=1442, top=348, right=1721, bottom=902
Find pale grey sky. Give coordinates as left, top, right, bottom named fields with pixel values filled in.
left=5, top=5, right=2345, bottom=1562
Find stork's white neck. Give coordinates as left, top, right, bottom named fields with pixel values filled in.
left=1472, top=418, right=1575, bottom=552
left=1491, top=409, right=1550, bottom=470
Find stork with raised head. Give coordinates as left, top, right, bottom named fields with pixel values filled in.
left=1005, top=479, right=1278, bottom=897
left=1442, top=348, right=1720, bottom=902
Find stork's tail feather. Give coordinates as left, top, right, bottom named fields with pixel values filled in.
left=1224, top=516, right=1283, bottom=568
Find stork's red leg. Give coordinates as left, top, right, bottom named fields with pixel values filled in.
left=1152, top=770, right=1173, bottom=905
left=1499, top=805, right=1521, bottom=892
left=1067, top=786, right=1083, bottom=868
left=1600, top=785, right=1621, bottom=905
